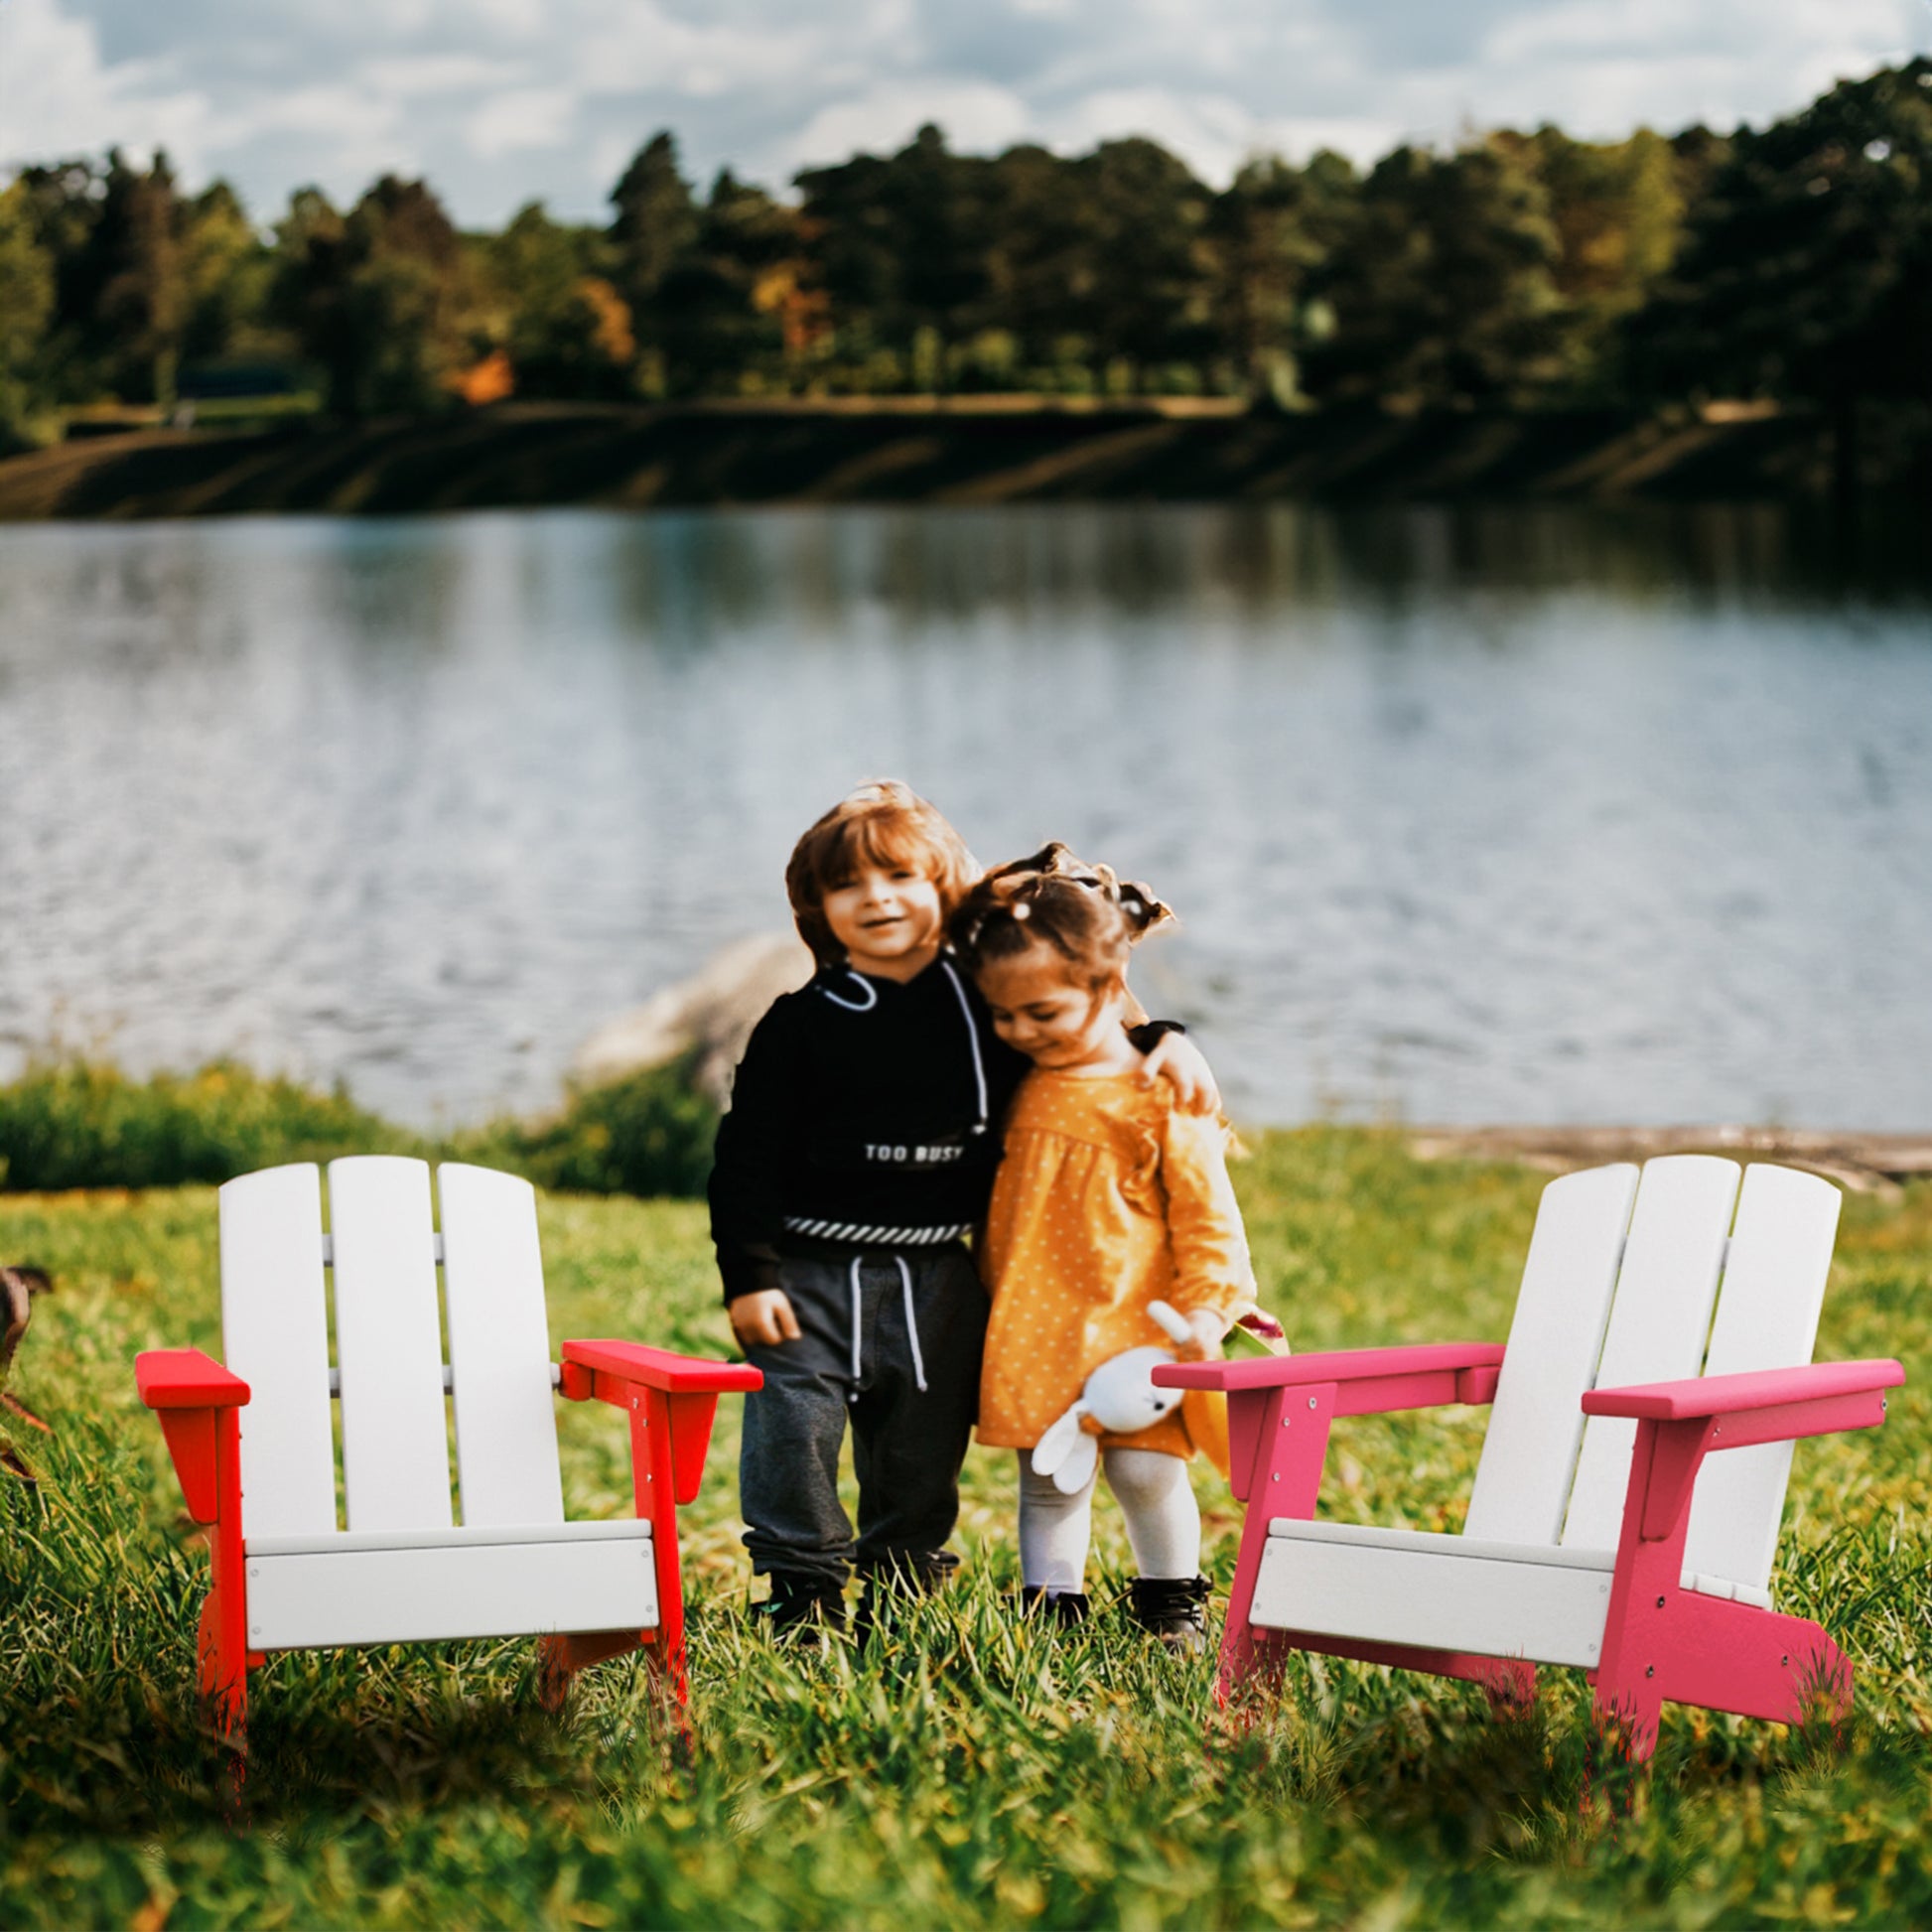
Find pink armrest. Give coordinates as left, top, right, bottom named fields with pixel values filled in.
left=1582, top=1358, right=1904, bottom=1422
left=562, top=1338, right=762, bottom=1395
left=1154, top=1342, right=1504, bottom=1394
left=136, top=1348, right=250, bottom=1410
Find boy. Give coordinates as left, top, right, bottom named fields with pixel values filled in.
left=710, top=781, right=1212, bottom=1633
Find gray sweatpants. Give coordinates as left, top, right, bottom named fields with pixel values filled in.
left=738, top=1242, right=988, bottom=1589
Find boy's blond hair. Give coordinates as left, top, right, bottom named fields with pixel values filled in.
left=785, top=781, right=980, bottom=965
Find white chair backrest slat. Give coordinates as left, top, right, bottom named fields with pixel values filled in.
left=1682, top=1164, right=1842, bottom=1595
left=438, top=1164, right=565, bottom=1528
left=1561, top=1156, right=1739, bottom=1550
left=328, top=1157, right=454, bottom=1533
left=1463, top=1164, right=1638, bottom=1546
left=219, top=1164, right=338, bottom=1538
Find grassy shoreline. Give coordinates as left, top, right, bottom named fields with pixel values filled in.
left=3, top=399, right=1927, bottom=522
left=3, top=1129, right=1928, bottom=1926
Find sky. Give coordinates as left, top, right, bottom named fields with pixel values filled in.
left=2, top=0, right=1928, bottom=227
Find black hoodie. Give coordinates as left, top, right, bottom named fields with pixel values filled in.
left=708, top=956, right=1029, bottom=1304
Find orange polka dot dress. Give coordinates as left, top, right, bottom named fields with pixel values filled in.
left=977, top=1070, right=1258, bottom=1463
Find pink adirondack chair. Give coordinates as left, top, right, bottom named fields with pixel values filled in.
left=137, top=1158, right=759, bottom=1741
left=1156, top=1158, right=1903, bottom=1758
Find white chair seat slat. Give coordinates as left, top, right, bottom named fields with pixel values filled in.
left=247, top=1524, right=657, bottom=1651
left=1253, top=1519, right=1615, bottom=1668
left=1561, top=1156, right=1739, bottom=1550
left=1681, top=1164, right=1842, bottom=1597
left=438, top=1163, right=566, bottom=1528
left=1461, top=1164, right=1637, bottom=1546
left=219, top=1164, right=338, bottom=1538
left=328, top=1157, right=454, bottom=1534
left=248, top=1517, right=651, bottom=1559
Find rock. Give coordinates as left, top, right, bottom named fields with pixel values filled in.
left=571, top=933, right=816, bottom=1109
left=1408, top=1125, right=1932, bottom=1197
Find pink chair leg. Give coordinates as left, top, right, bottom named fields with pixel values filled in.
left=1216, top=1384, right=1332, bottom=1712
left=1593, top=1416, right=1854, bottom=1761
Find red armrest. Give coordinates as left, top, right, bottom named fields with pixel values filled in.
left=1154, top=1342, right=1504, bottom=1394
left=561, top=1338, right=762, bottom=1395
left=136, top=1348, right=250, bottom=1410
left=1583, top=1358, right=1904, bottom=1422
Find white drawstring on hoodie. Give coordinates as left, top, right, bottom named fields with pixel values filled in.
left=845, top=1254, right=929, bottom=1403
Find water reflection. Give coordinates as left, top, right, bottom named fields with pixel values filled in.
left=0, top=503, right=1926, bottom=1131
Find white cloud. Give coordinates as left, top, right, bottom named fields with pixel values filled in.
left=567, top=3, right=835, bottom=97
left=9, top=0, right=1930, bottom=221
left=1038, top=86, right=1264, bottom=181
left=467, top=87, right=576, bottom=158
left=786, top=81, right=1033, bottom=170
left=359, top=55, right=524, bottom=98
left=0, top=0, right=210, bottom=173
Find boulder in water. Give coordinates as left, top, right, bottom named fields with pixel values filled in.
left=571, top=933, right=815, bottom=1108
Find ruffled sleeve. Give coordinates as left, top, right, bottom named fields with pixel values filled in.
left=1158, top=1108, right=1257, bottom=1321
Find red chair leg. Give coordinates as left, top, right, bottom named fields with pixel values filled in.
left=538, top=1628, right=645, bottom=1710
left=197, top=1411, right=249, bottom=1744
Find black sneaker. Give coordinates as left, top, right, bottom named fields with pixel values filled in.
left=755, top=1572, right=847, bottom=1643
left=1018, top=1586, right=1092, bottom=1627
left=1126, top=1576, right=1211, bottom=1653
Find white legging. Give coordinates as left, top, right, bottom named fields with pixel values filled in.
left=1017, top=1448, right=1200, bottom=1590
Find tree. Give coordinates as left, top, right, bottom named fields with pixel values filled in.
left=1204, top=151, right=1356, bottom=403
left=609, top=132, right=698, bottom=392
left=0, top=180, right=57, bottom=443
left=1498, top=127, right=1686, bottom=395
left=179, top=180, right=280, bottom=368
left=1069, top=138, right=1215, bottom=384
left=486, top=201, right=633, bottom=398
left=796, top=125, right=995, bottom=389
left=1305, top=141, right=1564, bottom=405
left=653, top=169, right=798, bottom=393
left=14, top=156, right=111, bottom=403
left=91, top=149, right=189, bottom=406
left=275, top=176, right=472, bottom=416
left=14, top=149, right=189, bottom=407
left=1629, top=60, right=1932, bottom=415
left=982, top=143, right=1094, bottom=382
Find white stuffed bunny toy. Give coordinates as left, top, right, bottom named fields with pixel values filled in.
left=1030, top=1300, right=1196, bottom=1496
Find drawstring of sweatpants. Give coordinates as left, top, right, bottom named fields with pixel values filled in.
left=845, top=1254, right=929, bottom=1403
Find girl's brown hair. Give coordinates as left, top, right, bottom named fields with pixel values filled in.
left=948, top=843, right=1173, bottom=988
left=785, top=781, right=980, bottom=964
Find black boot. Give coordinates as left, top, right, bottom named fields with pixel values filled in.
left=755, top=1571, right=846, bottom=1643
left=1018, top=1585, right=1092, bottom=1627
left=1126, top=1576, right=1211, bottom=1653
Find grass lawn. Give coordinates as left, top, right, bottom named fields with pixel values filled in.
left=3, top=1129, right=1928, bottom=1928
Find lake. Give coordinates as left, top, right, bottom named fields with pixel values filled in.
left=1, top=502, right=1927, bottom=1132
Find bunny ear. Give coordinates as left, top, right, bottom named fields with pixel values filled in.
left=1032, top=1406, right=1085, bottom=1480
left=1147, top=1300, right=1191, bottom=1345
left=1050, top=1429, right=1099, bottom=1496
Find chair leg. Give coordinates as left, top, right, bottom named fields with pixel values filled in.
left=198, top=1490, right=249, bottom=1748
left=1595, top=1558, right=1853, bottom=1760
left=196, top=1589, right=248, bottom=1747
left=538, top=1629, right=643, bottom=1711
left=1476, top=1656, right=1537, bottom=1718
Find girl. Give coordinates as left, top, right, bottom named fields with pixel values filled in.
left=951, top=845, right=1266, bottom=1649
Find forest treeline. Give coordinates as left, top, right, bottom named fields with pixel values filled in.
left=0, top=60, right=1925, bottom=449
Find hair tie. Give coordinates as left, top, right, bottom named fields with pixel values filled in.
left=1011, top=901, right=1031, bottom=921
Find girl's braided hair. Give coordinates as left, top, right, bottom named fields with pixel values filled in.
left=948, top=843, right=1173, bottom=986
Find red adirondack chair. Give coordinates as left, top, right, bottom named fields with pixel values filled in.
left=137, top=1157, right=759, bottom=1740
